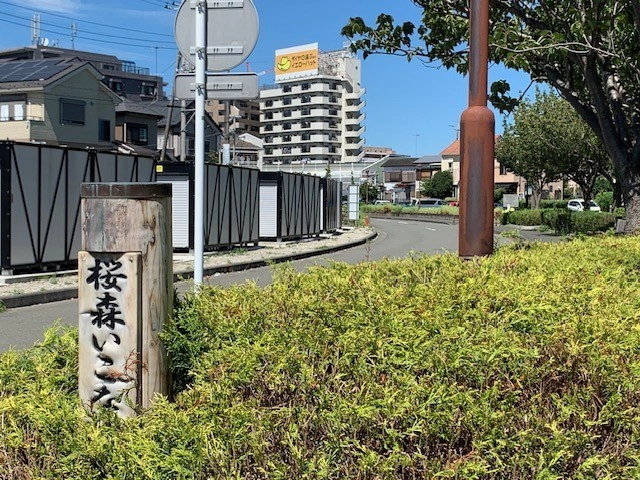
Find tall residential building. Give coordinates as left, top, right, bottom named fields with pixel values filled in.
left=206, top=99, right=261, bottom=138
left=259, top=43, right=365, bottom=166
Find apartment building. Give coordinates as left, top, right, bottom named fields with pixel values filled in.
left=259, top=43, right=365, bottom=166
left=206, top=98, right=261, bottom=138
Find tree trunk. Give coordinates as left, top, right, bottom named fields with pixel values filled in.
left=624, top=181, right=640, bottom=233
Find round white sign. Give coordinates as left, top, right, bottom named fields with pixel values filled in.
left=174, top=0, right=259, bottom=72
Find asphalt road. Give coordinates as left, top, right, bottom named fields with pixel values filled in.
left=0, top=218, right=459, bottom=352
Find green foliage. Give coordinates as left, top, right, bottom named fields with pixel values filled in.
left=539, top=199, right=568, bottom=209
left=359, top=182, right=379, bottom=203
left=502, top=209, right=543, bottom=226
left=595, top=191, right=614, bottom=213
left=540, top=210, right=615, bottom=234
left=4, top=239, right=640, bottom=477
left=493, top=187, right=507, bottom=204
left=342, top=1, right=640, bottom=229
left=0, top=300, right=5, bottom=313
left=570, top=211, right=616, bottom=234
left=420, top=170, right=453, bottom=199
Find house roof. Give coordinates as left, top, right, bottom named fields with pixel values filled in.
left=0, top=57, right=121, bottom=104
left=440, top=139, right=460, bottom=156
left=439, top=136, right=501, bottom=157
left=115, top=97, right=164, bottom=118
left=414, top=154, right=441, bottom=165
left=380, top=155, right=417, bottom=168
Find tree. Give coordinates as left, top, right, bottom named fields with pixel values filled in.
left=496, top=90, right=611, bottom=207
left=360, top=182, right=380, bottom=203
left=342, top=1, right=640, bottom=232
left=421, top=170, right=453, bottom=198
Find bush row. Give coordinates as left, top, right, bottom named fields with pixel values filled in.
left=502, top=209, right=617, bottom=234
left=2, top=236, right=640, bottom=478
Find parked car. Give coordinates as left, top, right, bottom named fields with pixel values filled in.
left=374, top=200, right=392, bottom=205
left=567, top=199, right=601, bottom=212
left=412, top=198, right=447, bottom=208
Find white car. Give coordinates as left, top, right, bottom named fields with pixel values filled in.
left=567, top=199, right=601, bottom=212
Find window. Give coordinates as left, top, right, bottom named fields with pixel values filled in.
left=499, top=162, right=509, bottom=175
left=302, top=133, right=310, bottom=141
left=301, top=108, right=310, bottom=116
left=301, top=121, right=310, bottom=128
left=301, top=83, right=310, bottom=90
left=329, top=95, right=338, bottom=103
left=265, top=112, right=273, bottom=119
left=283, top=135, right=292, bottom=142
left=98, top=119, right=111, bottom=141
left=283, top=98, right=292, bottom=105
left=60, top=98, right=85, bottom=125
left=329, top=109, right=338, bottom=116
left=302, top=145, right=310, bottom=153
left=110, top=80, right=123, bottom=92
left=265, top=124, right=273, bottom=131
left=265, top=100, right=273, bottom=107
left=283, top=110, right=292, bottom=117
left=301, top=95, right=311, bottom=103
left=283, top=85, right=292, bottom=92
left=141, top=85, right=156, bottom=96
left=250, top=114, right=259, bottom=121
left=126, top=123, right=148, bottom=144
left=283, top=123, right=292, bottom=130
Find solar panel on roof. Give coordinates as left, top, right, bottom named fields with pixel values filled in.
left=0, top=58, right=72, bottom=83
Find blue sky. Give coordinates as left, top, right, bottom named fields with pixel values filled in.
left=0, top=0, right=533, bottom=156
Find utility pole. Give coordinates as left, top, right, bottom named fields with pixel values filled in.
left=71, top=23, right=77, bottom=50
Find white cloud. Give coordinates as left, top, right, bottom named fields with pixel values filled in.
left=22, top=0, right=80, bottom=14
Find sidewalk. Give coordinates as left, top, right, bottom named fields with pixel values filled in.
left=0, top=227, right=377, bottom=309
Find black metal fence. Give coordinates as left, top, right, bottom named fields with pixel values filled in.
left=0, top=141, right=344, bottom=274
left=156, top=162, right=260, bottom=251
left=0, top=141, right=156, bottom=274
left=259, top=172, right=323, bottom=241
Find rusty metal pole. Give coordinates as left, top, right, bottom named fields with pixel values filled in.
left=459, top=0, right=495, bottom=258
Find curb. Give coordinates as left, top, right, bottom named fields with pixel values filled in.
left=0, top=230, right=377, bottom=309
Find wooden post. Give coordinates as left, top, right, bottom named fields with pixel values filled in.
left=79, top=183, right=172, bottom=416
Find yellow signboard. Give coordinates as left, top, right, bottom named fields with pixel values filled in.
left=274, top=43, right=319, bottom=82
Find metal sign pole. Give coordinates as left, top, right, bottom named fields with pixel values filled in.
left=194, top=0, right=206, bottom=286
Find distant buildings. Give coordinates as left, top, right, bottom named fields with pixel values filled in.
left=259, top=43, right=365, bottom=167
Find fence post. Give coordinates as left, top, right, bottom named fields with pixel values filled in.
left=78, top=183, right=172, bottom=417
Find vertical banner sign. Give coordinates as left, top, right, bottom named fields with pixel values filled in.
left=78, top=252, right=142, bottom=418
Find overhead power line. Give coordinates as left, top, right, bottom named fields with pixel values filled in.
left=0, top=0, right=174, bottom=37
left=0, top=16, right=177, bottom=50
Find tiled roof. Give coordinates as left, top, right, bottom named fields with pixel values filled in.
left=440, top=139, right=460, bottom=156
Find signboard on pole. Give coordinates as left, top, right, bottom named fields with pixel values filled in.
left=174, top=72, right=259, bottom=100
left=174, top=0, right=259, bottom=72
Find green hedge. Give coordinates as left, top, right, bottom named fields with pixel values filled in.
left=504, top=209, right=616, bottom=234
left=539, top=199, right=569, bottom=209
left=3, top=237, right=640, bottom=478
left=501, top=208, right=542, bottom=226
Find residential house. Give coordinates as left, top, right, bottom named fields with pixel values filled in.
left=115, top=97, right=163, bottom=154
left=154, top=100, right=222, bottom=162
left=0, top=57, right=121, bottom=148
left=0, top=45, right=165, bottom=101
left=439, top=138, right=564, bottom=200
left=379, top=155, right=419, bottom=202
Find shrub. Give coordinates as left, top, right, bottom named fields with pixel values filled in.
left=571, top=211, right=616, bottom=234
left=3, top=238, right=640, bottom=477
left=502, top=208, right=542, bottom=225
left=539, top=199, right=568, bottom=209
left=541, top=209, right=573, bottom=234
left=595, top=191, right=614, bottom=212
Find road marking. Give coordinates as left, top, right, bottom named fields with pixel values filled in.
left=426, top=227, right=436, bottom=231
left=399, top=221, right=409, bottom=224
